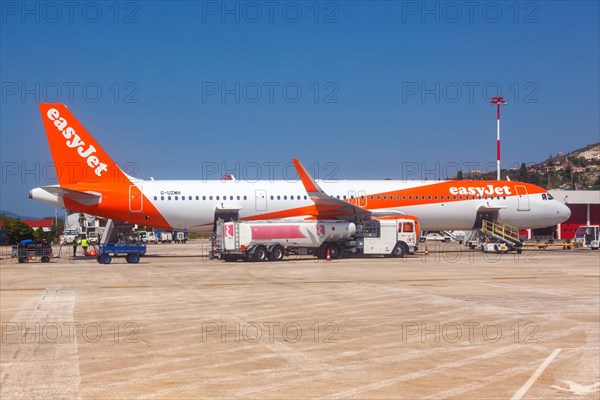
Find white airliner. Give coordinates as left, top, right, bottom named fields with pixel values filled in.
left=30, top=104, right=571, bottom=231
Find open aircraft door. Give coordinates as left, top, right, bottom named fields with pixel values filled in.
left=515, top=185, right=530, bottom=211
left=129, top=185, right=143, bottom=212
left=213, top=207, right=241, bottom=231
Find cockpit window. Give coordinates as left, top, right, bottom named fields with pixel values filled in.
left=542, top=194, right=547, bottom=200
left=547, top=193, right=554, bottom=200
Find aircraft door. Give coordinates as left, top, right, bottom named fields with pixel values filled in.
left=129, top=185, right=143, bottom=212
left=358, top=190, right=367, bottom=207
left=255, top=189, right=267, bottom=211
left=348, top=190, right=357, bottom=205
left=213, top=208, right=240, bottom=231
left=515, top=185, right=530, bottom=211
left=473, top=210, right=498, bottom=229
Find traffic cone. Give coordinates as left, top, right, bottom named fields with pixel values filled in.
left=326, top=248, right=331, bottom=261
left=425, top=245, right=429, bottom=256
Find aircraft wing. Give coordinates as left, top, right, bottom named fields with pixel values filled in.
left=40, top=185, right=102, bottom=206
left=292, top=158, right=372, bottom=221
left=370, top=209, right=406, bottom=218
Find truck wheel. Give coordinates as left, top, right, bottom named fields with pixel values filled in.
left=321, top=243, right=341, bottom=260
left=391, top=243, right=406, bottom=258
left=126, top=253, right=140, bottom=264
left=253, top=246, right=268, bottom=262
left=41, top=256, right=50, bottom=263
left=269, top=245, right=284, bottom=262
left=18, top=257, right=27, bottom=263
left=98, top=254, right=111, bottom=264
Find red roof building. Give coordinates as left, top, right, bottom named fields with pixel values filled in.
left=0, top=219, right=53, bottom=232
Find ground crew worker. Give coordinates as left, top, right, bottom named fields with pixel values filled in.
left=72, top=238, right=79, bottom=257
left=81, top=237, right=88, bottom=255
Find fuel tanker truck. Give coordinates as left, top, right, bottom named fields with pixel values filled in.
left=212, top=217, right=419, bottom=262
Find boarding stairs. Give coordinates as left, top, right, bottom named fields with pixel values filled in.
left=481, top=220, right=523, bottom=252
left=101, top=219, right=138, bottom=245
left=440, top=230, right=463, bottom=242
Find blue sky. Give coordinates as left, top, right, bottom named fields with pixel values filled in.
left=1, top=1, right=599, bottom=217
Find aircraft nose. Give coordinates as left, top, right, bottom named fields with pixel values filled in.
left=555, top=201, right=571, bottom=223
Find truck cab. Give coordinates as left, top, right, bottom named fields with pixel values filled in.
left=87, top=231, right=99, bottom=244
left=61, top=229, right=78, bottom=244
left=358, top=218, right=418, bottom=257
left=574, top=225, right=600, bottom=250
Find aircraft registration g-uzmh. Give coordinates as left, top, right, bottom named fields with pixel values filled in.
left=30, top=103, right=571, bottom=232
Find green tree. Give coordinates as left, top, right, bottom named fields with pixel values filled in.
left=33, top=227, right=45, bottom=241
left=456, top=170, right=463, bottom=180
left=528, top=172, right=540, bottom=186
left=4, top=219, right=34, bottom=244
left=592, top=175, right=600, bottom=190
left=43, top=217, right=64, bottom=244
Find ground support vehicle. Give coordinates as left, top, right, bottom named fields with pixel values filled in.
left=156, top=231, right=173, bottom=244
left=419, top=231, right=451, bottom=243
left=573, top=225, right=600, bottom=250
left=174, top=231, right=189, bottom=244
left=465, top=220, right=524, bottom=254
left=12, top=241, right=54, bottom=263
left=97, top=242, right=146, bottom=264
left=212, top=218, right=419, bottom=262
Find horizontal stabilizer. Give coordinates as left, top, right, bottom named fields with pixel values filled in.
left=41, top=185, right=102, bottom=206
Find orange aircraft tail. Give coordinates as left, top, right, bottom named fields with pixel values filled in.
left=39, top=103, right=128, bottom=187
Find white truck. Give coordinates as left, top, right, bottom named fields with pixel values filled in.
left=86, top=230, right=100, bottom=244
left=574, top=225, right=600, bottom=250
left=158, top=231, right=173, bottom=244
left=61, top=229, right=79, bottom=244
left=212, top=217, right=419, bottom=262
left=139, top=231, right=158, bottom=244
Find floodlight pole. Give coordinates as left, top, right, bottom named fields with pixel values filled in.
left=491, top=97, right=507, bottom=180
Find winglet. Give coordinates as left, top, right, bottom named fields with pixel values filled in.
left=292, top=158, right=372, bottom=221
left=292, top=158, right=322, bottom=195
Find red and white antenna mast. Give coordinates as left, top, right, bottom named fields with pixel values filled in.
left=490, top=97, right=507, bottom=180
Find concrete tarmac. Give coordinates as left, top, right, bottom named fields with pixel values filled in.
left=1, top=241, right=599, bottom=399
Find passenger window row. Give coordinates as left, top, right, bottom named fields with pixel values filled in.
left=270, top=195, right=309, bottom=200
left=152, top=193, right=508, bottom=202
left=369, top=195, right=507, bottom=201
left=154, top=195, right=249, bottom=201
